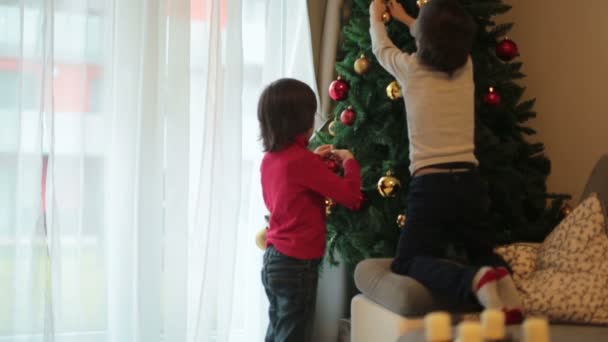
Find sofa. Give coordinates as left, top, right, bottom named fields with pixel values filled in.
left=351, top=154, right=608, bottom=342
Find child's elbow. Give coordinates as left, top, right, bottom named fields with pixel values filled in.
left=371, top=44, right=381, bottom=58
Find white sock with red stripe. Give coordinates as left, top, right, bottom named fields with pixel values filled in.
left=472, top=267, right=503, bottom=310
left=495, top=267, right=523, bottom=309
left=495, top=267, right=524, bottom=324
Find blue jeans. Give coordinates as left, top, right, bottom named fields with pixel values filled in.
left=391, top=169, right=508, bottom=307
left=261, top=245, right=320, bottom=342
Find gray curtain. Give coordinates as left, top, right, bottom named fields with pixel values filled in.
left=308, top=0, right=353, bottom=123
left=307, top=2, right=356, bottom=341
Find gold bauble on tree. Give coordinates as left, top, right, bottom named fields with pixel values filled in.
left=377, top=170, right=401, bottom=198
left=325, top=198, right=336, bottom=216
left=256, top=227, right=268, bottom=250
left=381, top=11, right=392, bottom=24
left=386, top=80, right=402, bottom=100
left=417, top=0, right=430, bottom=8
left=354, top=54, right=371, bottom=75
left=396, top=214, right=407, bottom=228
left=328, top=120, right=338, bottom=136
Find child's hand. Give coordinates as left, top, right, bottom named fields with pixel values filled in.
left=314, top=144, right=334, bottom=159
left=388, top=0, right=414, bottom=26
left=331, top=149, right=355, bottom=163
left=369, top=0, right=386, bottom=22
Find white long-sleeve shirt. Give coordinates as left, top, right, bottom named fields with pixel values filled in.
left=369, top=19, right=478, bottom=174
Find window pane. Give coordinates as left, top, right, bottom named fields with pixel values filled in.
left=0, top=71, right=18, bottom=109
left=0, top=1, right=109, bottom=339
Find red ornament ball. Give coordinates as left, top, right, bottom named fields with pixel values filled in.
left=329, top=77, right=349, bottom=101
left=496, top=38, right=519, bottom=62
left=484, top=87, right=501, bottom=106
left=326, top=159, right=340, bottom=172
left=340, top=106, right=357, bottom=126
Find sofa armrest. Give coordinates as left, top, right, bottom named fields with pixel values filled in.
left=354, top=259, right=435, bottom=316
left=351, top=294, right=424, bottom=342
left=581, top=154, right=608, bottom=209
left=353, top=258, right=479, bottom=317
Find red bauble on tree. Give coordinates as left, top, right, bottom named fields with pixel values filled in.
left=329, top=76, right=349, bottom=101
left=316, top=154, right=340, bottom=172
left=484, top=87, right=501, bottom=106
left=340, top=106, right=357, bottom=126
left=496, top=37, right=519, bottom=62
left=326, top=159, right=340, bottom=173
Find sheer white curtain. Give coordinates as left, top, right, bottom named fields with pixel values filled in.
left=1, top=0, right=316, bottom=341
left=0, top=0, right=55, bottom=340
left=0, top=1, right=179, bottom=340
left=191, top=0, right=318, bottom=340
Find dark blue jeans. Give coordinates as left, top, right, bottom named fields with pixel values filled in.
left=391, top=169, right=508, bottom=307
left=261, top=245, right=320, bottom=342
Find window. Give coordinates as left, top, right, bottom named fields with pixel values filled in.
left=0, top=2, right=108, bottom=340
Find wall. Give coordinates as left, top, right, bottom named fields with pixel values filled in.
left=503, top=0, right=608, bottom=202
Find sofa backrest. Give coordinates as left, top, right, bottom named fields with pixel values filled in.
left=581, top=154, right=608, bottom=210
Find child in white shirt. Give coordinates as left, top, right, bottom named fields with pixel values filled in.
left=369, top=0, right=523, bottom=323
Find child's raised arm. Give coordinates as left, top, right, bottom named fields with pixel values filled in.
left=388, top=0, right=415, bottom=28
left=369, top=0, right=415, bottom=78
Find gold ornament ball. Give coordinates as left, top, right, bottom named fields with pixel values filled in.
left=325, top=198, right=336, bottom=216
left=328, top=120, right=338, bottom=136
left=417, top=0, right=430, bottom=8
left=397, top=214, right=407, bottom=228
left=381, top=11, right=392, bottom=24
left=377, top=170, right=401, bottom=198
left=256, top=227, right=268, bottom=250
left=386, top=80, right=402, bottom=100
left=354, top=55, right=371, bottom=75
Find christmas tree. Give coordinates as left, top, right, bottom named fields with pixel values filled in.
left=311, top=0, right=568, bottom=266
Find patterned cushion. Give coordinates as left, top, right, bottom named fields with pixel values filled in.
left=494, top=243, right=540, bottom=282
left=538, top=194, right=608, bottom=273
left=519, top=269, right=608, bottom=324
left=518, top=193, right=608, bottom=324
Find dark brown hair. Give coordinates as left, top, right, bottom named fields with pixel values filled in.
left=417, top=0, right=476, bottom=75
left=257, top=78, right=317, bottom=152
